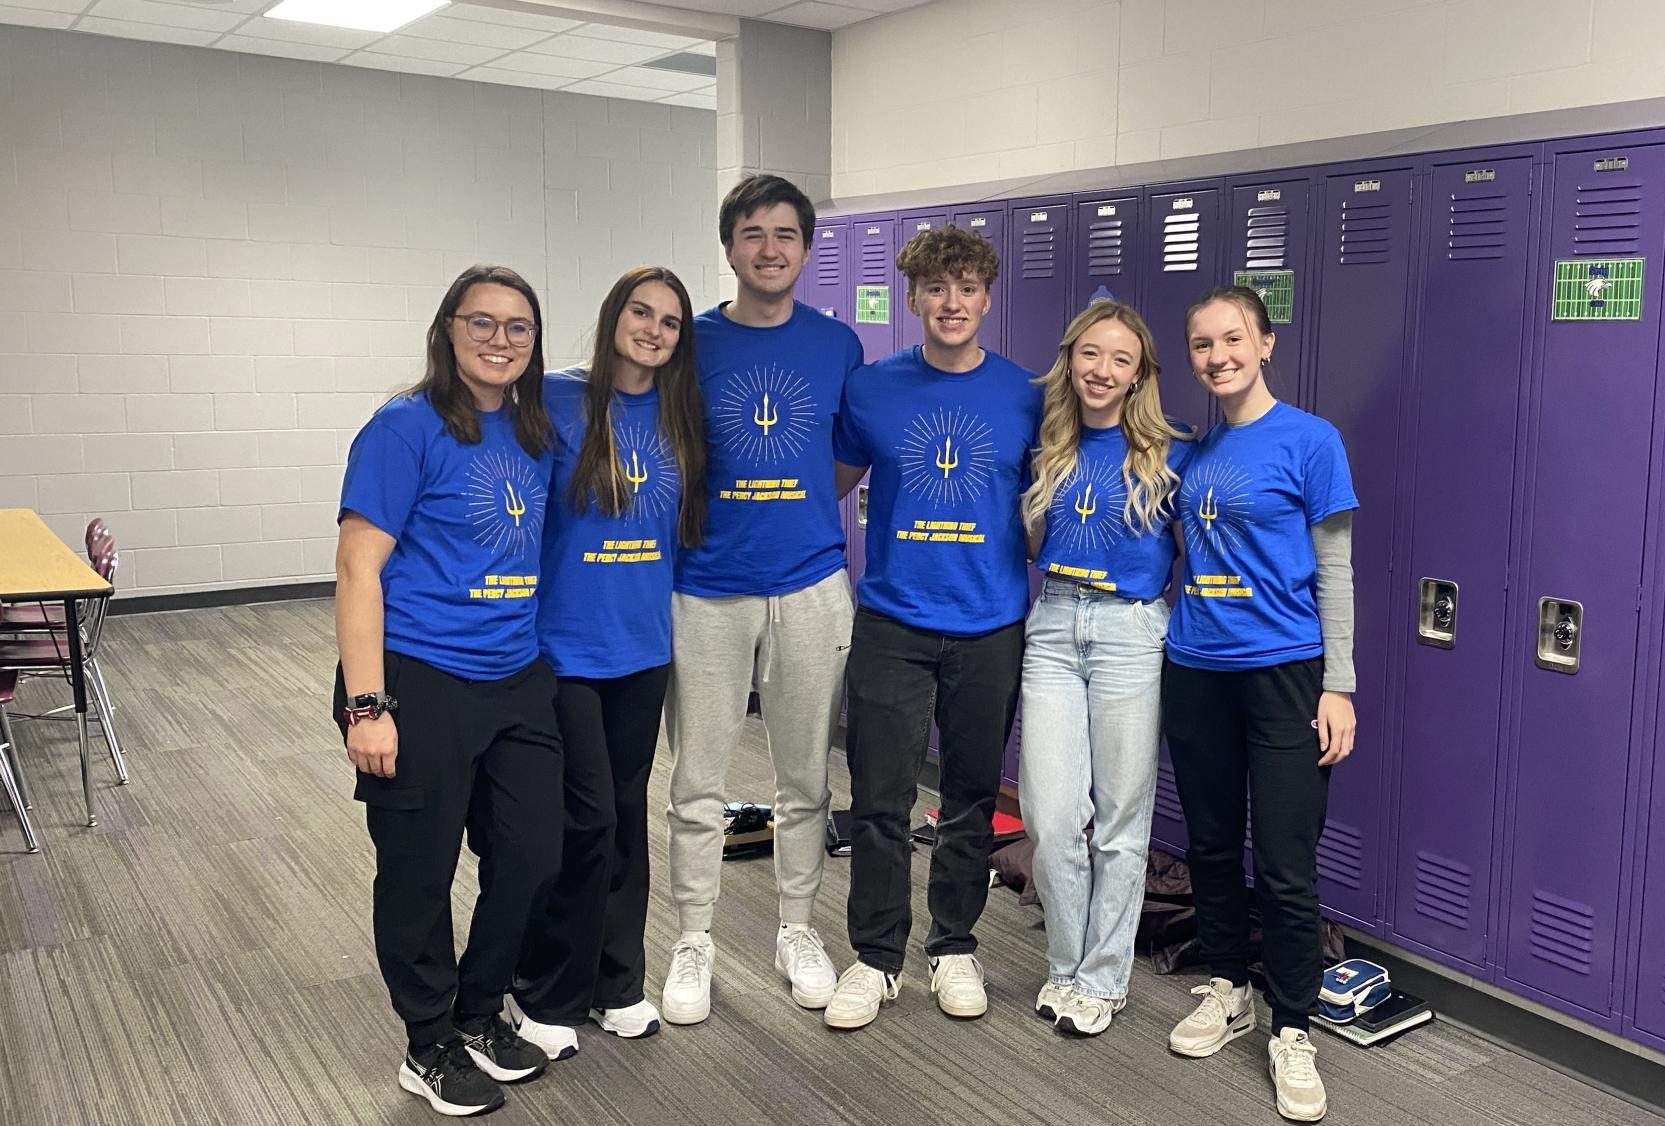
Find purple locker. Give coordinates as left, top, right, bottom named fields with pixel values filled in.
left=1227, top=177, right=1315, bottom=407
left=851, top=214, right=899, bottom=362
left=1500, top=141, right=1665, bottom=1024
left=1311, top=164, right=1418, bottom=931
left=1072, top=192, right=1142, bottom=314
left=898, top=210, right=947, bottom=352
left=1390, top=153, right=1537, bottom=973
left=1005, top=196, right=1072, bottom=377
left=799, top=219, right=850, bottom=322
left=1143, top=183, right=1224, bottom=433
left=848, top=475, right=869, bottom=586
left=1633, top=736, right=1665, bottom=1045
left=950, top=203, right=1008, bottom=355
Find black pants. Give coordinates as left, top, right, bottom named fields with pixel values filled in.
left=1161, top=657, right=1330, bottom=1033
left=515, top=663, right=670, bottom=1023
left=845, top=608, right=1023, bottom=974
left=333, top=653, right=564, bottom=1049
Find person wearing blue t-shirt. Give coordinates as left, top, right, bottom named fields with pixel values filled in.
left=661, top=176, right=863, bottom=1025
left=509, top=267, right=706, bottom=1059
left=826, top=226, right=1042, bottom=1030
left=1161, top=287, right=1358, bottom=1124
left=1017, top=300, right=1194, bottom=1038
left=333, top=265, right=559, bottom=1116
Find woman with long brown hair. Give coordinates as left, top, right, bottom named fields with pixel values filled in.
left=1018, top=299, right=1192, bottom=1037
left=508, top=266, right=706, bottom=1059
left=333, top=264, right=558, bottom=1115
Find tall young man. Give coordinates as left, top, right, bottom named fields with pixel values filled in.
left=827, top=227, right=1043, bottom=1030
left=662, top=175, right=864, bottom=1024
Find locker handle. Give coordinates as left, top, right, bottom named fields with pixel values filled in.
left=1535, top=597, right=1583, bottom=674
left=857, top=485, right=869, bottom=528
left=1416, top=578, right=1458, bottom=649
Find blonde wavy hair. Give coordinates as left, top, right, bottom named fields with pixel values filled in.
left=1022, top=300, right=1189, bottom=536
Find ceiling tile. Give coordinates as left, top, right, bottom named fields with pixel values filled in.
left=482, top=49, right=613, bottom=79
left=648, top=0, right=782, bottom=15
left=658, top=90, right=717, bottom=110
left=0, top=5, right=78, bottom=27
left=3, top=0, right=93, bottom=13
left=366, top=33, right=506, bottom=65
left=457, top=65, right=567, bottom=91
left=683, top=39, right=718, bottom=56
left=524, top=33, right=662, bottom=64
left=84, top=0, right=245, bottom=31
left=76, top=12, right=219, bottom=41
left=343, top=51, right=468, bottom=77
left=215, top=33, right=352, bottom=62
left=567, top=23, right=699, bottom=49
left=397, top=12, right=550, bottom=50
left=603, top=66, right=715, bottom=92
left=236, top=16, right=379, bottom=48
left=559, top=77, right=671, bottom=102
left=444, top=2, right=581, bottom=32
left=761, top=2, right=876, bottom=30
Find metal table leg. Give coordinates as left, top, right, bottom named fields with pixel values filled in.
left=64, top=597, right=94, bottom=828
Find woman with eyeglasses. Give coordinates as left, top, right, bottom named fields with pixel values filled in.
left=334, top=264, right=560, bottom=1117
left=508, top=266, right=707, bottom=1059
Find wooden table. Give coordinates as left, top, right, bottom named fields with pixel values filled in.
left=0, top=509, right=114, bottom=834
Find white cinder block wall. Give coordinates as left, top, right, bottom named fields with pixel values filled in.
left=0, top=24, right=718, bottom=597
left=831, top=0, right=1665, bottom=196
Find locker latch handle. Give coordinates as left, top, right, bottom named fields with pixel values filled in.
left=857, top=484, right=869, bottom=528
left=1535, top=597, right=1583, bottom=674
left=1416, top=578, right=1458, bottom=649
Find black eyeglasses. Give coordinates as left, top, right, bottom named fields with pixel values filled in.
left=452, top=314, right=538, bottom=348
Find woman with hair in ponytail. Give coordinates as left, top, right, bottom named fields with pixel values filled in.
left=508, top=266, right=707, bottom=1061
left=1017, top=299, right=1193, bottom=1038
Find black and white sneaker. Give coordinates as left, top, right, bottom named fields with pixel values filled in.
left=457, top=1014, right=548, bottom=1083
left=398, top=1039, right=505, bottom=1117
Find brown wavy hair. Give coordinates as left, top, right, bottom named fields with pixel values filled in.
left=896, top=224, right=1002, bottom=293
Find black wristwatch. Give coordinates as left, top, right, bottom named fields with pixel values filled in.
left=343, top=691, right=399, bottom=726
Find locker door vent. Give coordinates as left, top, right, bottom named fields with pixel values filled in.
left=1447, top=191, right=1510, bottom=262
left=1162, top=211, right=1202, bottom=272
left=1527, top=890, right=1595, bottom=974
left=815, top=238, right=841, bottom=285
left=858, top=237, right=890, bottom=284
left=1020, top=228, right=1057, bottom=281
left=1154, top=760, right=1184, bottom=824
left=1087, top=216, right=1126, bottom=277
left=1337, top=199, right=1394, bottom=266
left=1572, top=180, right=1643, bottom=256
left=1244, top=204, right=1289, bottom=268
left=1412, top=851, right=1473, bottom=929
left=1316, top=819, right=1364, bottom=889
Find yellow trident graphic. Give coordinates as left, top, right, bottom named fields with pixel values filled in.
left=1075, top=483, right=1096, bottom=524
left=1198, top=486, right=1218, bottom=532
left=936, top=436, right=959, bottom=478
left=754, top=392, right=778, bottom=436
left=625, top=450, right=648, bottom=494
left=504, top=482, right=526, bottom=527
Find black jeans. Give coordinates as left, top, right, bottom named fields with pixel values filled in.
left=333, top=653, right=564, bottom=1049
left=515, top=663, right=670, bottom=1023
left=1161, top=657, right=1330, bottom=1033
left=844, top=608, right=1023, bottom=974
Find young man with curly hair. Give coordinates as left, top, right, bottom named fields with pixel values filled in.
left=825, top=226, right=1043, bottom=1030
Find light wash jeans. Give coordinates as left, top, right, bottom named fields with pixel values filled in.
left=1018, top=578, right=1167, bottom=1000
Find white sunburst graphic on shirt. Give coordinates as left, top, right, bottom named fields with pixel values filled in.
left=898, top=406, right=996, bottom=507
left=711, top=364, right=817, bottom=464
left=1179, top=457, right=1255, bottom=566
left=465, top=448, right=546, bottom=559
left=615, top=418, right=680, bottom=526
left=1048, top=450, right=1128, bottom=556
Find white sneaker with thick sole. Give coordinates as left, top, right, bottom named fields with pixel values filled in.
left=589, top=999, right=661, bottom=1039
left=661, top=935, right=715, bottom=1025
left=503, top=994, right=579, bottom=1062
left=1055, top=992, right=1126, bottom=1036
left=1268, top=1028, right=1327, bottom=1121
left=775, top=923, right=838, bottom=1009
left=823, top=962, right=899, bottom=1030
left=929, top=954, right=987, bottom=1019
left=1168, top=977, right=1255, bottom=1057
left=1035, top=980, right=1072, bottom=1021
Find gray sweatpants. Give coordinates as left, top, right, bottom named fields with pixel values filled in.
left=665, top=569, right=854, bottom=932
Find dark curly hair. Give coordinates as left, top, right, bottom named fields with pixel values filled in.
left=895, top=225, right=1002, bottom=293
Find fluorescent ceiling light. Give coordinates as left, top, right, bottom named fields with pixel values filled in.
left=264, top=0, right=449, bottom=34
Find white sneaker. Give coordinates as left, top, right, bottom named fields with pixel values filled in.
left=661, top=935, right=715, bottom=1025
left=589, top=999, right=661, bottom=1039
left=775, top=923, right=838, bottom=1009
left=1055, top=992, right=1126, bottom=1036
left=1268, top=1028, right=1327, bottom=1121
left=502, top=994, right=579, bottom=1062
left=823, top=962, right=899, bottom=1030
left=1169, top=977, right=1254, bottom=1057
left=1034, top=980, right=1072, bottom=1021
left=928, top=953, right=987, bottom=1019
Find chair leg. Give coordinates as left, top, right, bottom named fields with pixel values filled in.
left=0, top=707, right=28, bottom=811
left=0, top=734, right=41, bottom=853
left=86, top=666, right=129, bottom=786
left=88, top=657, right=116, bottom=725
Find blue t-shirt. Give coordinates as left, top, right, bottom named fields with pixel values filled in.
left=1166, top=401, right=1358, bottom=670
left=339, top=392, right=553, bottom=680
left=1034, top=423, right=1195, bottom=602
left=675, top=302, right=863, bottom=597
left=834, top=346, right=1043, bottom=635
left=536, top=370, right=681, bottom=679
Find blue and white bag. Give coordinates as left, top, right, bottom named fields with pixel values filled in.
left=1317, top=959, right=1392, bottom=1024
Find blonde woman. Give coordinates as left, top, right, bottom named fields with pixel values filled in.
left=1018, top=300, right=1192, bottom=1037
